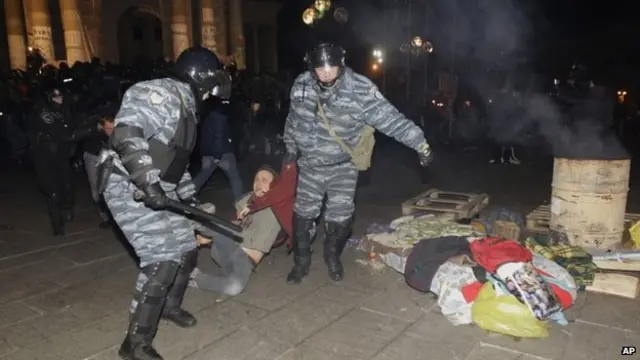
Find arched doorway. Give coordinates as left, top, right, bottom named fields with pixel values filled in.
left=117, top=7, right=164, bottom=65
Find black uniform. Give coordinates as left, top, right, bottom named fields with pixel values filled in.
left=30, top=86, right=76, bottom=235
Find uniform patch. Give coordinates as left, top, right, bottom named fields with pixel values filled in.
left=149, top=92, right=166, bottom=105
left=291, top=90, right=304, bottom=99
left=42, top=113, right=54, bottom=124
left=139, top=155, right=153, bottom=166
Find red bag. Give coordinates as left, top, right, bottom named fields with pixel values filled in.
left=470, top=237, right=532, bottom=273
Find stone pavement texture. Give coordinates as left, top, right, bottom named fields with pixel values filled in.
left=0, top=145, right=639, bottom=360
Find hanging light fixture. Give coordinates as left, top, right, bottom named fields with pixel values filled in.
left=314, top=0, right=331, bottom=13
left=333, top=7, right=348, bottom=23
left=411, top=36, right=423, bottom=48
left=424, top=41, right=434, bottom=53
left=302, top=7, right=316, bottom=25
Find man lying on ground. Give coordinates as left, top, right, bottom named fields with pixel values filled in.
left=189, top=160, right=296, bottom=295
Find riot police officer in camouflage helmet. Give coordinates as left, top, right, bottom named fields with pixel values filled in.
left=100, top=46, right=231, bottom=360
left=283, top=43, right=433, bottom=285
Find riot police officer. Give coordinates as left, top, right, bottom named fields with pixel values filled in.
left=100, top=46, right=231, bottom=360
left=283, top=43, right=432, bottom=284
left=29, top=83, right=76, bottom=236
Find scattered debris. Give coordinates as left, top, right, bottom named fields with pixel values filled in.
left=586, top=273, right=640, bottom=299
left=355, top=258, right=387, bottom=271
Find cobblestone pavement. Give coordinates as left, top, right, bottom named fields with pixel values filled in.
left=0, top=145, right=638, bottom=360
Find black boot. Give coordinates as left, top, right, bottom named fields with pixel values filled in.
left=287, top=213, right=315, bottom=285
left=47, top=193, right=65, bottom=236
left=489, top=145, right=504, bottom=164
left=119, top=262, right=179, bottom=360
left=161, top=250, right=198, bottom=328
left=323, top=218, right=352, bottom=282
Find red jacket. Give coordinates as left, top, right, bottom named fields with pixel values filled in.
left=247, top=161, right=297, bottom=248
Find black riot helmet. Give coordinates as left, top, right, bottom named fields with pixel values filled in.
left=304, top=43, right=346, bottom=88
left=174, top=46, right=232, bottom=103
left=41, top=81, right=64, bottom=107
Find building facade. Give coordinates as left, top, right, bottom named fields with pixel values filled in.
left=2, top=0, right=282, bottom=72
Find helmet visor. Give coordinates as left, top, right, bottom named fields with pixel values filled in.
left=198, top=69, right=232, bottom=100
left=209, top=70, right=232, bottom=99
left=307, top=46, right=343, bottom=69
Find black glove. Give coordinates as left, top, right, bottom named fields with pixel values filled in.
left=140, top=182, right=169, bottom=210
left=182, top=196, right=200, bottom=207
left=418, top=143, right=433, bottom=167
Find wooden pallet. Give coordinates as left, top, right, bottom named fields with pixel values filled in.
left=401, top=189, right=489, bottom=220
left=525, top=204, right=552, bottom=233
left=525, top=204, right=640, bottom=234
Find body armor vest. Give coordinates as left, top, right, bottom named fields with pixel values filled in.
left=147, top=107, right=198, bottom=185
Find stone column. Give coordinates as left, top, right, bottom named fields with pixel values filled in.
left=79, top=0, right=101, bottom=59
left=268, top=26, right=278, bottom=72
left=251, top=24, right=260, bottom=72
left=213, top=0, right=228, bottom=58
left=23, top=0, right=33, bottom=47
left=201, top=0, right=217, bottom=54
left=30, top=0, right=55, bottom=61
left=60, top=0, right=86, bottom=64
left=171, top=0, right=190, bottom=60
left=228, top=0, right=246, bottom=69
left=4, top=0, right=27, bottom=70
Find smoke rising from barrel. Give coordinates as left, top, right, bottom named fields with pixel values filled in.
left=348, top=0, right=627, bottom=160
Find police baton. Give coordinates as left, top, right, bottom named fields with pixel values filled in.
left=133, top=190, right=243, bottom=238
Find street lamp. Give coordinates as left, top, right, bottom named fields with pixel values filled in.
left=314, top=0, right=331, bottom=13
left=400, top=38, right=434, bottom=103
left=303, top=0, right=334, bottom=26
left=371, top=48, right=385, bottom=88
left=372, top=48, right=384, bottom=64
left=333, top=7, right=348, bottom=23
left=302, top=8, right=316, bottom=25
left=411, top=36, right=423, bottom=48
left=400, top=39, right=434, bottom=57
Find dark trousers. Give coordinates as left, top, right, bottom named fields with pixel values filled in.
left=491, top=144, right=519, bottom=163
left=33, top=149, right=74, bottom=232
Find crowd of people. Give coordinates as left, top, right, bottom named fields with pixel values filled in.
left=0, top=54, right=291, bottom=167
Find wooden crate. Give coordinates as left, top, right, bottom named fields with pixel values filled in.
left=492, top=220, right=521, bottom=240
left=401, top=189, right=489, bottom=220
left=525, top=204, right=551, bottom=233
left=525, top=204, right=640, bottom=234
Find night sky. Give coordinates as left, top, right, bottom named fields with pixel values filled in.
left=0, top=0, right=637, bottom=73
left=275, top=0, right=640, bottom=78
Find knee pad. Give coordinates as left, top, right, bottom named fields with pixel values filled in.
left=179, top=249, right=199, bottom=274
left=140, top=261, right=180, bottom=298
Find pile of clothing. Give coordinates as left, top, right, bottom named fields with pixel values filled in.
left=362, top=210, right=597, bottom=338
left=360, top=214, right=478, bottom=273
left=403, top=235, right=596, bottom=338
